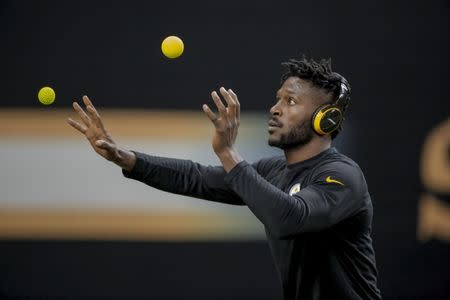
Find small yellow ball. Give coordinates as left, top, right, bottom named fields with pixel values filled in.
left=161, top=36, right=184, bottom=59
left=38, top=87, right=56, bottom=105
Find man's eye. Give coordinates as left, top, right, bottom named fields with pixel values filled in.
left=288, top=98, right=295, bottom=105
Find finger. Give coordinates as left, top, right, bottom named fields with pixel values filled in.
left=86, top=104, right=106, bottom=130
left=67, top=118, right=87, bottom=134
left=82, top=96, right=104, bottom=129
left=82, top=95, right=94, bottom=107
left=229, top=89, right=240, bottom=121
left=219, top=87, right=236, bottom=120
left=211, top=91, right=227, bottom=116
left=82, top=95, right=99, bottom=117
left=72, top=102, right=91, bottom=126
left=202, top=104, right=218, bottom=125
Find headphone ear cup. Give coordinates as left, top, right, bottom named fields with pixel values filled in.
left=312, top=105, right=327, bottom=135
left=312, top=105, right=343, bottom=135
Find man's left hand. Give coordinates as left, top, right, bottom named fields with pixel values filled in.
left=203, top=87, right=240, bottom=155
left=203, top=87, right=243, bottom=172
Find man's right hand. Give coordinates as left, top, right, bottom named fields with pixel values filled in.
left=67, top=95, right=136, bottom=171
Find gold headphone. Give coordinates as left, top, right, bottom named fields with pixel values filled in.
left=311, top=77, right=350, bottom=136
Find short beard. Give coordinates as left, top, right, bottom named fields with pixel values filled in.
left=268, top=120, right=314, bottom=150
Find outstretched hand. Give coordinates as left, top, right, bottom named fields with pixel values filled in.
left=67, top=95, right=122, bottom=163
left=202, top=87, right=240, bottom=155
left=203, top=87, right=243, bottom=172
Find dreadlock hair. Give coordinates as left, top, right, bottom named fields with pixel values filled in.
left=280, top=55, right=351, bottom=139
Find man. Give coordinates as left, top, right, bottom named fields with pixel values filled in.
left=67, top=56, right=382, bottom=300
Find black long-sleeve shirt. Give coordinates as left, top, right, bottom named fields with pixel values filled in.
left=122, top=147, right=381, bottom=300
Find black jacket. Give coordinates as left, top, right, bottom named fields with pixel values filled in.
left=123, top=147, right=381, bottom=300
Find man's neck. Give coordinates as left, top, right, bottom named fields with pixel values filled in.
left=284, top=137, right=331, bottom=165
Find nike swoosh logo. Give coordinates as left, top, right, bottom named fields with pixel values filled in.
left=325, top=176, right=344, bottom=186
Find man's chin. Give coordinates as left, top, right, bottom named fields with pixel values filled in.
left=268, top=137, right=281, bottom=148
left=268, top=136, right=311, bottom=150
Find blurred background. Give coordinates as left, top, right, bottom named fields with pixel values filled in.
left=1, top=0, right=449, bottom=299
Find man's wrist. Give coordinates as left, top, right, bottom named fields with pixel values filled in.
left=115, top=148, right=136, bottom=172
left=216, top=148, right=243, bottom=172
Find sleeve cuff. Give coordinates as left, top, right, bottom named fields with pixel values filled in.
left=224, top=160, right=250, bottom=184
left=121, top=151, right=147, bottom=180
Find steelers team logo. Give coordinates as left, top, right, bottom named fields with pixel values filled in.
left=289, top=183, right=301, bottom=196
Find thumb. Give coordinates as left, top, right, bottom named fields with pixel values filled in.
left=95, top=140, right=115, bottom=150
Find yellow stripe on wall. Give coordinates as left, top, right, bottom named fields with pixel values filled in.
left=0, top=109, right=211, bottom=139
left=0, top=210, right=263, bottom=241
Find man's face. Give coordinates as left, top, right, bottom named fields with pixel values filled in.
left=268, top=77, right=322, bottom=149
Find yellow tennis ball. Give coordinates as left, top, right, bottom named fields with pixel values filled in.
left=38, top=87, right=56, bottom=105
left=161, top=36, right=184, bottom=59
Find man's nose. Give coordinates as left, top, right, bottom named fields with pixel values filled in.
left=270, top=103, right=281, bottom=116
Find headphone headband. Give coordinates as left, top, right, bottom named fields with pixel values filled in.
left=334, top=75, right=350, bottom=109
